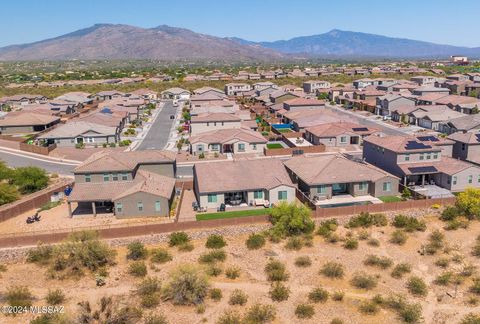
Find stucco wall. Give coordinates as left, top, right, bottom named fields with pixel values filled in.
left=114, top=192, right=170, bottom=217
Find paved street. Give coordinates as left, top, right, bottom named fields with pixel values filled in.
left=325, top=104, right=418, bottom=136
left=136, top=100, right=179, bottom=150
left=0, top=149, right=76, bottom=175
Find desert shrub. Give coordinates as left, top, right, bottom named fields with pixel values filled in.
left=434, top=271, right=453, bottom=286
left=440, top=205, right=463, bottom=221
left=406, top=276, right=428, bottom=297
left=150, top=248, right=173, bottom=264
left=269, top=282, right=290, bottom=302
left=216, top=310, right=242, bottom=324
left=424, top=230, right=445, bottom=255
left=461, top=313, right=480, bottom=324
left=199, top=250, right=227, bottom=264
left=196, top=304, right=206, bottom=314
left=472, top=237, right=480, bottom=258
left=5, top=285, right=34, bottom=307
left=168, top=232, right=190, bottom=247
left=225, top=266, right=241, bottom=279
left=295, top=304, right=315, bottom=319
left=383, top=294, right=422, bottom=323
left=367, top=238, right=380, bottom=247
left=357, top=230, right=370, bottom=240
left=294, top=256, right=312, bottom=268
left=137, top=277, right=161, bottom=297
left=343, top=237, right=359, bottom=250
left=265, top=259, right=289, bottom=282
left=330, top=319, right=344, bottom=324
left=0, top=183, right=19, bottom=205
left=229, top=289, right=248, bottom=306
left=46, top=289, right=65, bottom=305
left=206, top=264, right=223, bottom=277
left=178, top=242, right=194, bottom=252
left=391, top=263, right=412, bottom=279
left=144, top=313, right=168, bottom=324
left=284, top=236, right=303, bottom=250
left=141, top=293, right=160, bottom=308
left=456, top=188, right=480, bottom=220
left=435, top=257, right=450, bottom=268
left=346, top=212, right=387, bottom=228
left=30, top=314, right=69, bottom=324
left=308, top=287, right=328, bottom=303
left=206, top=234, right=227, bottom=249
left=209, top=288, right=222, bottom=301
left=128, top=261, right=147, bottom=277
left=27, top=243, right=53, bottom=264
left=327, top=233, right=342, bottom=244
left=320, top=262, right=345, bottom=279
left=350, top=272, right=378, bottom=290
left=317, top=219, right=338, bottom=237
left=470, top=278, right=480, bottom=295
left=363, top=255, right=393, bottom=269
left=392, top=215, right=426, bottom=232
left=466, top=296, right=479, bottom=306
left=244, top=304, right=276, bottom=323
left=444, top=218, right=469, bottom=231
left=390, top=229, right=408, bottom=245
left=162, top=265, right=209, bottom=305
left=127, top=241, right=148, bottom=260
left=461, top=263, right=477, bottom=277
left=245, top=233, right=266, bottom=250
left=332, top=291, right=345, bottom=301
left=359, top=300, right=379, bottom=315
left=269, top=202, right=315, bottom=237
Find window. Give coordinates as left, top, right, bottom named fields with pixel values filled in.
left=155, top=201, right=161, bottom=212
left=358, top=182, right=367, bottom=191
left=419, top=153, right=424, bottom=160
left=383, top=182, right=392, bottom=192
left=137, top=202, right=143, bottom=212
left=426, top=153, right=431, bottom=160
left=116, top=203, right=123, bottom=213
left=238, top=143, right=245, bottom=152
left=214, top=122, right=217, bottom=126
left=84, top=174, right=91, bottom=182
left=197, top=144, right=204, bottom=152
left=462, top=143, right=466, bottom=151
left=317, top=185, right=327, bottom=194
left=254, top=190, right=263, bottom=199
left=210, top=144, right=220, bottom=151
left=252, top=144, right=257, bottom=150
left=206, top=122, right=209, bottom=126
left=278, top=191, right=288, bottom=200
left=340, top=136, right=347, bottom=143
left=103, top=173, right=110, bottom=182
left=121, top=173, right=128, bottom=181
left=207, top=194, right=217, bottom=203
left=404, top=154, right=410, bottom=161
left=468, top=175, right=473, bottom=184
left=452, top=176, right=457, bottom=185
left=433, top=153, right=438, bottom=159
left=112, top=173, right=119, bottom=181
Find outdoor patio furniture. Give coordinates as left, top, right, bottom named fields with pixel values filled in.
left=218, top=203, right=226, bottom=212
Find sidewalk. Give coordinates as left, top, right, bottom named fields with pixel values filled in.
left=0, top=145, right=81, bottom=165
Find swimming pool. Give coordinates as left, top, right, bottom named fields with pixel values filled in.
left=318, top=201, right=373, bottom=208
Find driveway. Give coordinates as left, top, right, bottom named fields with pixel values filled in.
left=136, top=100, right=179, bottom=150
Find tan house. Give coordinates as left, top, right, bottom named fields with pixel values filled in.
left=189, top=113, right=241, bottom=135
left=189, top=128, right=267, bottom=155
left=0, top=112, right=60, bottom=134
left=305, top=122, right=378, bottom=146
left=283, top=98, right=325, bottom=111
left=194, top=159, right=296, bottom=209
left=38, top=121, right=119, bottom=147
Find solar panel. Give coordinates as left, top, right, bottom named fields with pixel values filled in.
left=405, top=141, right=432, bottom=150
left=352, top=127, right=369, bottom=132
left=408, top=166, right=438, bottom=174
left=417, top=136, right=439, bottom=142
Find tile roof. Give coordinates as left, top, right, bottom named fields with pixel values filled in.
left=0, top=112, right=60, bottom=127
left=283, top=98, right=325, bottom=106
left=191, top=113, right=241, bottom=123
left=448, top=131, right=480, bottom=144
left=189, top=128, right=266, bottom=145
left=305, top=122, right=378, bottom=137
left=194, top=159, right=294, bottom=193
left=397, top=157, right=479, bottom=176
left=364, top=135, right=442, bottom=153
left=284, top=154, right=396, bottom=185
left=38, top=121, right=117, bottom=139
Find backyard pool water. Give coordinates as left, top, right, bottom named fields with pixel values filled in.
left=319, top=201, right=373, bottom=208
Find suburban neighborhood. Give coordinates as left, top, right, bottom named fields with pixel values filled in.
left=1, top=2, right=480, bottom=323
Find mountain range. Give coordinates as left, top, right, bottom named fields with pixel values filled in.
left=0, top=24, right=479, bottom=61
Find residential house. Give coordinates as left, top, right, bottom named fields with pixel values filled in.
left=193, top=87, right=226, bottom=97
left=269, top=90, right=301, bottom=104
left=0, top=112, right=60, bottom=134
left=161, top=88, right=190, bottom=100
left=38, top=121, right=119, bottom=147
left=415, top=93, right=450, bottom=105
left=363, top=135, right=480, bottom=193
left=0, top=94, right=47, bottom=109
left=55, top=92, right=93, bottom=106
left=408, top=106, right=464, bottom=131
left=68, top=150, right=177, bottom=217
left=411, top=86, right=450, bottom=96
left=194, top=159, right=296, bottom=209
left=224, top=83, right=252, bottom=96
left=253, top=82, right=277, bottom=91
left=410, top=76, right=440, bottom=86
left=284, top=154, right=399, bottom=200
left=302, top=80, right=331, bottom=94
left=190, top=93, right=229, bottom=108
left=441, top=114, right=480, bottom=134
left=375, top=93, right=416, bottom=116
left=446, top=74, right=470, bottom=82
left=130, top=89, right=158, bottom=102
left=448, top=131, right=480, bottom=166
left=189, top=113, right=241, bottom=135
left=283, top=98, right=325, bottom=111
left=189, top=128, right=267, bottom=155
left=466, top=73, right=480, bottom=82
left=305, top=122, right=378, bottom=146
left=95, top=91, right=126, bottom=101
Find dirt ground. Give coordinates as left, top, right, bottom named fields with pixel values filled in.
left=1, top=212, right=480, bottom=323
left=49, top=146, right=126, bottom=162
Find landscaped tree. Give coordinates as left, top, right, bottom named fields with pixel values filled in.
left=456, top=188, right=480, bottom=220
left=0, top=161, right=12, bottom=180
left=0, top=183, right=20, bottom=206
left=11, top=166, right=49, bottom=194
left=269, top=202, right=315, bottom=237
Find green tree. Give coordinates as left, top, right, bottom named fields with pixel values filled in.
left=401, top=187, right=412, bottom=200
left=11, top=166, right=49, bottom=194
left=0, top=183, right=20, bottom=205
left=0, top=160, right=12, bottom=180
left=456, top=188, right=480, bottom=220
left=269, top=202, right=315, bottom=237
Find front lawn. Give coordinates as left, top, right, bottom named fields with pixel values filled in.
left=277, top=128, right=291, bottom=133
left=267, top=143, right=284, bottom=149
left=196, top=208, right=271, bottom=221
left=378, top=196, right=403, bottom=203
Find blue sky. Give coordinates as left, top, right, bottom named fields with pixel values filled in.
left=1, top=0, right=479, bottom=47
